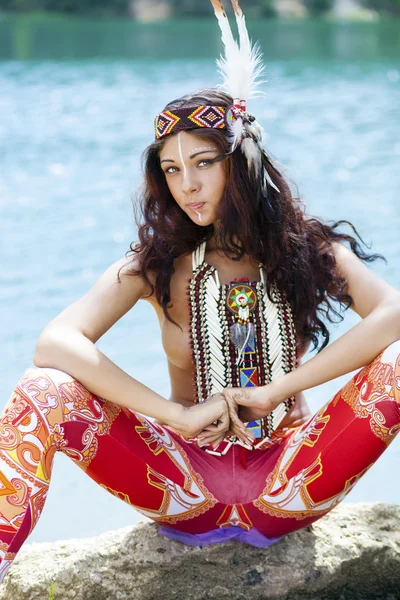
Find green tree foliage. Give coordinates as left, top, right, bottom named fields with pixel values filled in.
left=0, top=0, right=130, bottom=15
left=0, top=0, right=399, bottom=17
left=0, top=0, right=276, bottom=18
left=170, top=0, right=276, bottom=18
left=360, top=0, right=400, bottom=15
left=302, top=0, right=334, bottom=16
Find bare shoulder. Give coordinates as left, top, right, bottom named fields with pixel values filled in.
left=118, top=252, right=156, bottom=290
left=331, top=241, right=400, bottom=318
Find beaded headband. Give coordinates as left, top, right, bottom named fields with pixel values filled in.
left=154, top=105, right=226, bottom=140
left=154, top=101, right=256, bottom=141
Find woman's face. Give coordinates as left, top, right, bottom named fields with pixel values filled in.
left=159, top=130, right=227, bottom=226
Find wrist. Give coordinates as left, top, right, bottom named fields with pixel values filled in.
left=165, top=402, right=189, bottom=433
left=269, top=374, right=293, bottom=405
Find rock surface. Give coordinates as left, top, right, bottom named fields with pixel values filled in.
left=1, top=503, right=399, bottom=600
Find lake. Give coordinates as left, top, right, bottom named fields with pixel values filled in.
left=0, top=13, right=399, bottom=543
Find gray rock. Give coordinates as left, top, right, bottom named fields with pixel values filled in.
left=1, top=503, right=399, bottom=600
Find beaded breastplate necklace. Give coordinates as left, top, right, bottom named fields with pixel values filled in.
left=187, top=241, right=298, bottom=456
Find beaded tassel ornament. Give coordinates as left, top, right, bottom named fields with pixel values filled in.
left=188, top=241, right=298, bottom=456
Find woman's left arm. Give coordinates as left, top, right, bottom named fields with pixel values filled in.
left=270, top=242, right=400, bottom=406
left=222, top=242, right=400, bottom=423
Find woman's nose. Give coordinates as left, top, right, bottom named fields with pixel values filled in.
left=181, top=171, right=200, bottom=195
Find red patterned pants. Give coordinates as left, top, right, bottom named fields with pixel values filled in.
left=0, top=341, right=399, bottom=582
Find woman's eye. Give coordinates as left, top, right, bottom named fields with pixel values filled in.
left=165, top=166, right=178, bottom=174
left=164, top=159, right=214, bottom=174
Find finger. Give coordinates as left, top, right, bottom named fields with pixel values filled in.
left=198, top=428, right=254, bottom=448
left=230, top=411, right=248, bottom=433
left=230, top=416, right=255, bottom=445
left=212, top=435, right=226, bottom=450
left=202, top=424, right=221, bottom=432
left=200, top=424, right=221, bottom=435
left=199, top=424, right=253, bottom=447
left=229, top=410, right=247, bottom=431
left=230, top=426, right=253, bottom=446
left=198, top=431, right=227, bottom=444
left=236, top=427, right=255, bottom=446
left=198, top=433, right=227, bottom=447
left=227, top=404, right=243, bottom=426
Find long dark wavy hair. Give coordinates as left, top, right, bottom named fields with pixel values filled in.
left=119, top=88, right=384, bottom=353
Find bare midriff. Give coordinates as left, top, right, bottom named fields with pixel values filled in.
left=141, top=248, right=313, bottom=429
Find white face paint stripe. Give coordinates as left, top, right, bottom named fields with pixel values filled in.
left=177, top=132, right=188, bottom=184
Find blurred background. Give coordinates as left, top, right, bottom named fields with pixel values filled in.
left=0, top=0, right=399, bottom=544
left=1, top=0, right=400, bottom=21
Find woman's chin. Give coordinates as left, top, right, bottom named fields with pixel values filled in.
left=189, top=213, right=213, bottom=227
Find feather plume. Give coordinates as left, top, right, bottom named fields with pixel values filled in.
left=210, top=0, right=266, bottom=101
left=241, top=137, right=262, bottom=178
left=225, top=116, right=244, bottom=152
left=230, top=0, right=266, bottom=99
left=264, top=168, right=281, bottom=193
left=209, top=0, right=241, bottom=96
left=249, top=119, right=265, bottom=143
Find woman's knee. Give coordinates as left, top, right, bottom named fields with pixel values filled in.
left=10, top=366, right=77, bottom=425
left=25, top=366, right=75, bottom=386
left=378, top=340, right=400, bottom=401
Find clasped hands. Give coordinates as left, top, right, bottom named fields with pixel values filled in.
left=193, top=383, right=281, bottom=450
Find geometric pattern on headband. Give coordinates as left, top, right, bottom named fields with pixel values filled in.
left=154, top=110, right=181, bottom=139
left=187, top=106, right=225, bottom=129
left=154, top=105, right=226, bottom=139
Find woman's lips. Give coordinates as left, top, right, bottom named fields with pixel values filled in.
left=187, top=202, right=205, bottom=210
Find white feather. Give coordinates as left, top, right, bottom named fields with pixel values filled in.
left=248, top=119, right=264, bottom=142
left=211, top=0, right=266, bottom=101
left=226, top=117, right=244, bottom=152
left=241, top=137, right=262, bottom=177
left=231, top=7, right=266, bottom=99
left=264, top=169, right=281, bottom=193
left=210, top=0, right=241, bottom=96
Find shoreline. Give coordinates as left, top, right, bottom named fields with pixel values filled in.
left=0, top=8, right=396, bottom=23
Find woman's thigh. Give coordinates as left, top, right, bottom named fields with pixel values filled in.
left=0, top=367, right=221, bottom=543
left=245, top=340, right=400, bottom=537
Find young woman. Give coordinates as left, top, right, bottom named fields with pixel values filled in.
left=1, top=1, right=399, bottom=584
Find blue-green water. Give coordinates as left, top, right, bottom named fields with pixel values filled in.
left=0, top=15, right=399, bottom=543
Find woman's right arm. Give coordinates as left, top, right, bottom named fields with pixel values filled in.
left=33, top=255, right=189, bottom=432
